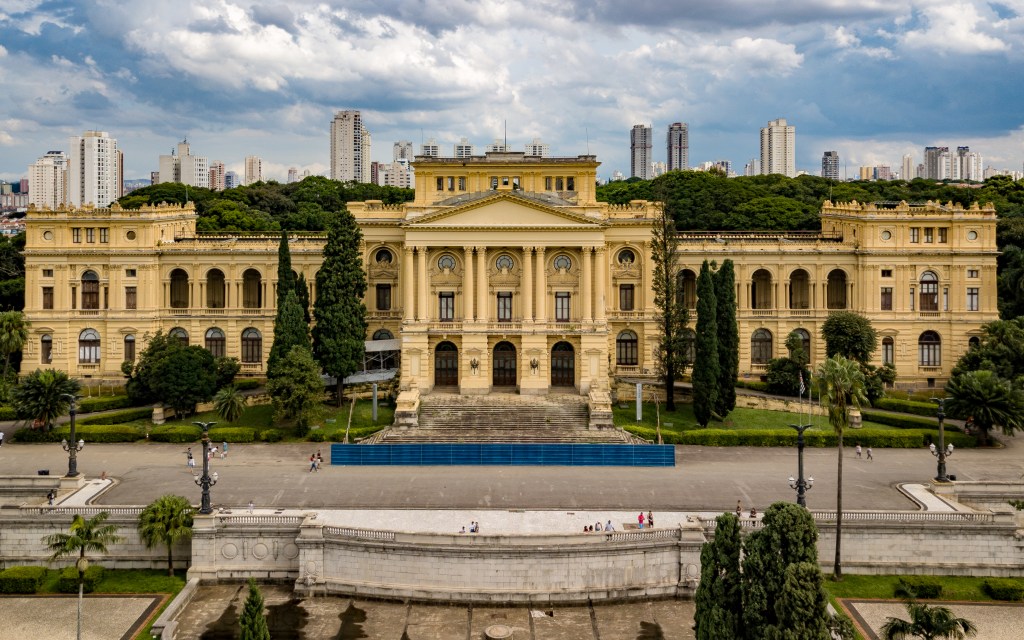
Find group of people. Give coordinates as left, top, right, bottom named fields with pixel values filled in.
left=309, top=449, right=323, bottom=472
left=854, top=443, right=874, bottom=460
left=736, top=501, right=758, bottom=519
left=584, top=520, right=616, bottom=533
left=638, top=511, right=654, bottom=529
left=184, top=442, right=229, bottom=469
left=459, top=521, right=481, bottom=533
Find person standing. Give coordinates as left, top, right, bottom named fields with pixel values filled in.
left=0, top=430, right=5, bottom=447
left=186, top=448, right=195, bottom=469
left=855, top=443, right=862, bottom=458
left=316, top=449, right=323, bottom=470
left=736, top=500, right=742, bottom=518
left=647, top=511, right=654, bottom=528
left=248, top=500, right=254, bottom=514
left=47, top=489, right=55, bottom=506
left=221, top=442, right=228, bottom=459
left=606, top=520, right=615, bottom=531
left=309, top=454, right=317, bottom=472
left=638, top=512, right=645, bottom=529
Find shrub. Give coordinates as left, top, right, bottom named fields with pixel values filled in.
left=207, top=426, right=257, bottom=443
left=51, top=424, right=143, bottom=443
left=0, top=405, right=17, bottom=420
left=327, top=425, right=386, bottom=442
left=260, top=429, right=283, bottom=442
left=307, top=431, right=328, bottom=442
left=149, top=424, right=202, bottom=443
left=234, top=379, right=262, bottom=391
left=895, top=576, right=943, bottom=599
left=861, top=411, right=939, bottom=430
left=0, top=566, right=48, bottom=593
left=735, top=379, right=769, bottom=392
left=77, top=395, right=133, bottom=413
left=78, top=407, right=152, bottom=426
left=11, top=428, right=61, bottom=443
left=872, top=397, right=939, bottom=417
left=620, top=427, right=973, bottom=449
left=56, top=565, right=105, bottom=594
left=983, top=578, right=1024, bottom=601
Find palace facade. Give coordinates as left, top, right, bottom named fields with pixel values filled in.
left=22, top=152, right=998, bottom=400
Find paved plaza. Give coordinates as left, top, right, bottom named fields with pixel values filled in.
left=842, top=599, right=1024, bottom=640
left=0, top=595, right=162, bottom=640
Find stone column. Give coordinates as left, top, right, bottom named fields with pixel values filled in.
left=199, top=282, right=206, bottom=309
left=535, top=247, right=547, bottom=322
left=463, top=246, right=475, bottom=321
left=403, top=246, right=415, bottom=322
left=522, top=247, right=533, bottom=321
left=595, top=246, right=607, bottom=321
left=745, top=282, right=752, bottom=310
left=477, top=247, right=489, bottom=323
left=417, top=247, right=428, bottom=322
left=581, top=247, right=593, bottom=322
left=641, top=241, right=653, bottom=313
left=783, top=282, right=790, bottom=310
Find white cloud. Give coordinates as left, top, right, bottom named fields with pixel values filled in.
left=901, top=3, right=1008, bottom=54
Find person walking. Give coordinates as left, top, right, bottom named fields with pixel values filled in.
left=866, top=446, right=873, bottom=461
left=186, top=448, right=195, bottom=469
left=316, top=449, right=323, bottom=470
left=221, top=442, right=228, bottom=459
left=855, top=442, right=862, bottom=458
left=309, top=454, right=318, bottom=472
left=638, top=512, right=645, bottom=529
left=647, top=510, right=654, bottom=528
left=47, top=489, right=55, bottom=506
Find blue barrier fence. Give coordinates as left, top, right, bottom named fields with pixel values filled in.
left=330, top=443, right=675, bottom=467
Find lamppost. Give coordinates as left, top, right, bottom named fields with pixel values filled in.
left=788, top=423, right=815, bottom=507
left=930, top=398, right=954, bottom=482
left=59, top=394, right=84, bottom=478
left=192, top=421, right=219, bottom=515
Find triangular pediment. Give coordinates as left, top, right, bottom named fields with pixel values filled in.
left=406, top=192, right=603, bottom=229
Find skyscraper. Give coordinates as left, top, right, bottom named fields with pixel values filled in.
left=454, top=138, right=474, bottom=158
left=485, top=139, right=510, bottom=153
left=666, top=122, right=688, bottom=172
left=420, top=138, right=439, bottom=158
left=287, top=167, right=299, bottom=184
left=28, top=151, right=67, bottom=210
left=330, top=110, right=369, bottom=182
left=821, top=151, right=840, bottom=180
left=953, top=146, right=983, bottom=181
left=157, top=140, right=209, bottom=188
left=225, top=171, right=240, bottom=190
left=760, top=118, right=795, bottom=177
left=924, top=146, right=949, bottom=180
left=901, top=154, right=914, bottom=182
left=394, top=140, right=414, bottom=162
left=630, top=124, right=652, bottom=180
left=67, top=130, right=120, bottom=207
left=244, top=156, right=262, bottom=186
left=524, top=138, right=549, bottom=157
left=209, top=162, right=226, bottom=191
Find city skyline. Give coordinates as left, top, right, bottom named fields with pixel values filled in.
left=3, top=1, right=1024, bottom=183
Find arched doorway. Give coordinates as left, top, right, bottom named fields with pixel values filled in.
left=434, top=341, right=458, bottom=387
left=551, top=341, right=575, bottom=387
left=492, top=341, right=517, bottom=387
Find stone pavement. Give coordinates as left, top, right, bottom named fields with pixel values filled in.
left=0, top=595, right=162, bottom=640
left=842, top=599, right=1024, bottom=640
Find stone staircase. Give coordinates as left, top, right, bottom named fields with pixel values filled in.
left=378, top=393, right=636, bottom=444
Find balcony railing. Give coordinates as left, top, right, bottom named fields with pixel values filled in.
left=608, top=311, right=647, bottom=320
left=161, top=307, right=272, bottom=318
left=240, top=363, right=263, bottom=373
left=750, top=309, right=776, bottom=318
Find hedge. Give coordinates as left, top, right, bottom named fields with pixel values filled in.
left=735, top=380, right=769, bottom=392
left=207, top=427, right=257, bottom=443
left=11, top=428, right=62, bottom=443
left=260, top=429, right=284, bottom=442
left=325, top=425, right=386, bottom=442
left=0, top=566, right=49, bottom=594
left=77, top=395, right=133, bottom=413
left=622, top=426, right=975, bottom=448
left=861, top=411, right=942, bottom=431
left=895, top=576, right=943, bottom=599
left=57, top=565, right=105, bottom=594
left=873, top=397, right=940, bottom=417
left=78, top=407, right=153, bottom=425
left=983, top=578, right=1024, bottom=601
left=234, top=379, right=263, bottom=391
left=0, top=406, right=18, bottom=420
left=52, top=424, right=143, bottom=443
left=149, top=424, right=202, bottom=443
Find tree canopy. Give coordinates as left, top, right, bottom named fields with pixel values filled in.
left=822, top=311, right=878, bottom=364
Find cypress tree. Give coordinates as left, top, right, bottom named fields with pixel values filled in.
left=239, top=578, right=270, bottom=640
left=312, top=209, right=368, bottom=405
left=694, top=513, right=743, bottom=640
left=296, top=272, right=311, bottom=324
left=276, top=231, right=296, bottom=310
left=650, top=200, right=688, bottom=411
left=693, top=260, right=719, bottom=427
left=267, top=291, right=311, bottom=379
left=714, top=259, right=738, bottom=418
left=774, top=562, right=830, bottom=640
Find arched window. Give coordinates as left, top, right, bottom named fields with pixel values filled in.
left=826, top=269, right=848, bottom=309
left=789, top=269, right=810, bottom=310
left=683, top=329, right=696, bottom=363
left=79, top=329, right=100, bottom=364
left=372, top=329, right=394, bottom=340
left=375, top=248, right=393, bottom=264
left=206, top=269, right=225, bottom=309
left=124, top=334, right=136, bottom=363
left=919, top=271, right=939, bottom=311
left=205, top=328, right=225, bottom=358
left=554, top=254, right=572, bottom=271
left=617, top=249, right=635, bottom=265
left=919, top=331, right=941, bottom=366
left=40, top=334, right=52, bottom=364
left=81, top=270, right=100, bottom=310
left=882, top=336, right=894, bottom=365
left=241, top=328, right=262, bottom=363
left=170, top=268, right=189, bottom=308
left=169, top=327, right=189, bottom=346
left=616, top=330, right=638, bottom=366
left=751, top=329, right=773, bottom=364
left=496, top=254, right=514, bottom=271
left=438, top=254, right=456, bottom=271
left=676, top=269, right=697, bottom=309
left=968, top=336, right=980, bottom=350
left=242, top=269, right=262, bottom=308
left=751, top=269, right=773, bottom=309
left=789, top=328, right=811, bottom=362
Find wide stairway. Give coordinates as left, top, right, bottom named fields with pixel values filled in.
left=378, top=393, right=635, bottom=444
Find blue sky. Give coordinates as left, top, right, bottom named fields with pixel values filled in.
left=2, top=0, right=1024, bottom=182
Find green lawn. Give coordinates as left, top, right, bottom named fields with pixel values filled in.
left=823, top=574, right=996, bottom=602
left=179, top=398, right=393, bottom=441
left=613, top=403, right=896, bottom=433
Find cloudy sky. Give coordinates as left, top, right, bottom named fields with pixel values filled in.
left=3, top=0, right=1024, bottom=183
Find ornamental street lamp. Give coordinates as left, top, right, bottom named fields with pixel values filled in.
left=788, top=423, right=815, bottom=507
left=930, top=398, right=955, bottom=483
left=59, top=394, right=84, bottom=478
left=192, top=421, right=219, bottom=515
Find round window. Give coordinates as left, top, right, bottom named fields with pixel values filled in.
left=126, top=230, right=137, bottom=240
left=966, top=230, right=978, bottom=241
left=554, top=255, right=572, bottom=270
left=42, top=230, right=53, bottom=241
left=375, top=248, right=393, bottom=264
left=496, top=255, right=514, bottom=270
left=438, top=255, right=456, bottom=271
left=880, top=230, right=892, bottom=241
left=618, top=249, right=635, bottom=264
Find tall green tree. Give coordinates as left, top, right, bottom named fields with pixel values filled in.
left=693, top=260, right=719, bottom=426
left=268, top=291, right=311, bottom=379
left=312, top=210, right=368, bottom=405
left=266, top=346, right=325, bottom=429
left=12, top=368, right=80, bottom=430
left=880, top=600, right=978, bottom=640
left=275, top=231, right=296, bottom=310
left=239, top=578, right=271, bottom=640
left=138, top=495, right=193, bottom=576
left=713, top=259, right=738, bottom=417
left=945, top=370, right=1024, bottom=446
left=951, top=318, right=1024, bottom=382
left=693, top=513, right=742, bottom=640
left=149, top=346, right=218, bottom=417
left=816, top=355, right=867, bottom=581
left=649, top=198, right=689, bottom=411
left=821, top=311, right=877, bottom=364
left=0, top=310, right=29, bottom=381
left=773, top=562, right=831, bottom=640
left=296, top=273, right=312, bottom=324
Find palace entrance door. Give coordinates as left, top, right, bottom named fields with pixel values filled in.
left=434, top=341, right=458, bottom=386
left=550, top=341, right=575, bottom=387
left=492, top=341, right=517, bottom=387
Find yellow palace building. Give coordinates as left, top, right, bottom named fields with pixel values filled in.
left=22, top=152, right=998, bottom=401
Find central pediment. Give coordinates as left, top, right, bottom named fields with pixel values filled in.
left=405, top=192, right=603, bottom=229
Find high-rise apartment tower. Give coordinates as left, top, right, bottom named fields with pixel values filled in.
left=760, top=118, right=796, bottom=177
left=630, top=124, right=653, bottom=180
left=666, top=122, right=689, bottom=172
left=821, top=151, right=840, bottom=180
left=67, top=130, right=121, bottom=207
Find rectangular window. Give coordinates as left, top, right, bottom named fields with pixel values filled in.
left=909, top=287, right=915, bottom=311
left=555, top=177, right=564, bottom=191
left=881, top=269, right=892, bottom=278
left=880, top=287, right=892, bottom=311
left=545, top=177, right=552, bottom=190
left=490, top=176, right=498, bottom=190
left=72, top=228, right=81, bottom=243
left=125, top=286, right=137, bottom=310
left=99, top=228, right=109, bottom=243
left=619, top=284, right=635, bottom=311
left=42, top=287, right=53, bottom=310
left=438, top=292, right=455, bottom=321
left=967, top=287, right=979, bottom=311
left=124, top=338, right=135, bottom=363
left=125, top=268, right=137, bottom=278
left=555, top=292, right=570, bottom=322
left=943, top=287, right=949, bottom=311
left=967, top=268, right=979, bottom=278
left=376, top=284, right=392, bottom=311
left=42, top=269, right=53, bottom=278
left=86, top=228, right=95, bottom=243
left=938, top=227, right=948, bottom=243
left=882, top=340, right=894, bottom=365
left=436, top=177, right=444, bottom=191
left=567, top=177, right=575, bottom=191
left=497, top=292, right=512, bottom=322
left=447, top=176, right=455, bottom=191
left=924, top=227, right=934, bottom=243
left=458, top=177, right=466, bottom=191
left=41, top=338, right=52, bottom=364
left=71, top=288, right=76, bottom=310
left=910, top=228, right=920, bottom=243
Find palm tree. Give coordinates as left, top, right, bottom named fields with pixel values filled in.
left=0, top=310, right=28, bottom=383
left=815, top=355, right=867, bottom=581
left=213, top=385, right=246, bottom=423
left=138, top=495, right=194, bottom=576
left=12, top=369, right=80, bottom=430
left=881, top=600, right=978, bottom=640
left=945, top=370, right=1024, bottom=446
left=43, top=512, right=123, bottom=640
